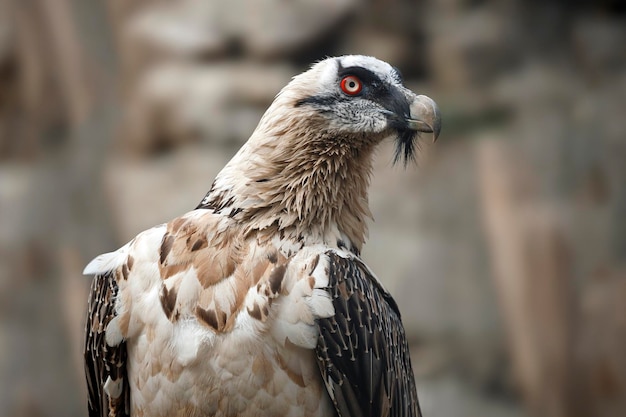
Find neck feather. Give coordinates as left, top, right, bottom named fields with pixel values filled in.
left=202, top=130, right=376, bottom=253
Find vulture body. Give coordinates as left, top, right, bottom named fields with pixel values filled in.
left=84, top=55, right=441, bottom=417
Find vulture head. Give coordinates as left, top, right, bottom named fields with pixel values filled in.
left=291, top=55, right=440, bottom=162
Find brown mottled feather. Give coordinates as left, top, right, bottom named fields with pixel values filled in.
left=155, top=212, right=290, bottom=333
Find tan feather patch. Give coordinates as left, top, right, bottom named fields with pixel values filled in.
left=121, top=263, right=129, bottom=280
left=196, top=306, right=223, bottom=330
left=275, top=347, right=306, bottom=388
left=145, top=213, right=295, bottom=333
left=191, top=250, right=289, bottom=331
left=159, top=285, right=178, bottom=320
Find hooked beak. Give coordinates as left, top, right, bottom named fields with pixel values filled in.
left=389, top=92, right=441, bottom=165
left=405, top=95, right=441, bottom=142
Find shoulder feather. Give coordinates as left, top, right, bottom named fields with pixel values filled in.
left=83, top=245, right=131, bottom=275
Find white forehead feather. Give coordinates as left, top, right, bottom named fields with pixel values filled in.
left=312, top=55, right=399, bottom=86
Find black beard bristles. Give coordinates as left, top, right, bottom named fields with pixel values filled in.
left=393, top=130, right=419, bottom=166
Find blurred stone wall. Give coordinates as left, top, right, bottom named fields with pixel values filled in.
left=0, top=1, right=625, bottom=416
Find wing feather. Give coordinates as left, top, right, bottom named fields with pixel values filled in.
left=84, top=270, right=130, bottom=417
left=315, top=251, right=421, bottom=417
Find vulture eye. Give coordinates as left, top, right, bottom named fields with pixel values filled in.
left=340, top=75, right=363, bottom=96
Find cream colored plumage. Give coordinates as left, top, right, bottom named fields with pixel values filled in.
left=84, top=55, right=440, bottom=417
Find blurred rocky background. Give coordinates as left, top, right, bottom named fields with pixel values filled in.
left=1, top=0, right=625, bottom=416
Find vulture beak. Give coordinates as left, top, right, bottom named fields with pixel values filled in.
left=406, top=95, right=441, bottom=142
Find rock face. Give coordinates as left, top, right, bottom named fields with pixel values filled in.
left=1, top=1, right=626, bottom=417
left=123, top=0, right=358, bottom=60
left=121, top=62, right=295, bottom=154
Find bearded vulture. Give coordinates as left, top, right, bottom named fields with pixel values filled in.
left=84, top=55, right=441, bottom=417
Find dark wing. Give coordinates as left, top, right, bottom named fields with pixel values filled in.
left=315, top=251, right=422, bottom=417
left=84, top=271, right=130, bottom=417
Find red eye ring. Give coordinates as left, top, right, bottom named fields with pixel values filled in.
left=340, top=75, right=363, bottom=95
